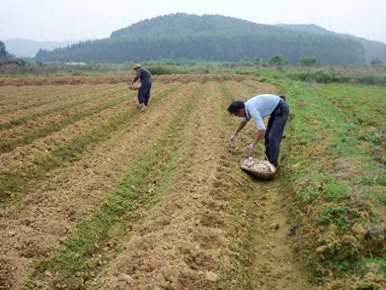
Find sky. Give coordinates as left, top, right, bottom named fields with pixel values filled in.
left=1, top=0, right=386, bottom=43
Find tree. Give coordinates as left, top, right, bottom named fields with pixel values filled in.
left=0, top=41, right=9, bottom=60
left=370, top=58, right=383, bottom=67
left=300, top=57, right=317, bottom=66
left=268, top=55, right=284, bottom=65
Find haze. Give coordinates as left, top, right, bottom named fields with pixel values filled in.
left=1, top=0, right=386, bottom=43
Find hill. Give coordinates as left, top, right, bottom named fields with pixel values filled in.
left=4, top=39, right=80, bottom=58
left=279, top=24, right=386, bottom=64
left=36, top=13, right=367, bottom=65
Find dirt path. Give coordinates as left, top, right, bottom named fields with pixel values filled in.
left=220, top=81, right=313, bottom=290
left=227, top=177, right=312, bottom=290
left=99, top=81, right=225, bottom=290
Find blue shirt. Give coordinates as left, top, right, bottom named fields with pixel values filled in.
left=242, top=94, right=281, bottom=130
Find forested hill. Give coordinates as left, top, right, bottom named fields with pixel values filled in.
left=279, top=24, right=386, bottom=64
left=36, top=13, right=373, bottom=65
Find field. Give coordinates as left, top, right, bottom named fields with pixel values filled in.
left=0, top=69, right=385, bottom=290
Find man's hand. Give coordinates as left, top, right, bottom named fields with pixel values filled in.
left=245, top=143, right=256, bottom=155
left=229, top=134, right=237, bottom=144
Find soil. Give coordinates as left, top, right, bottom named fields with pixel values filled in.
left=1, top=76, right=316, bottom=290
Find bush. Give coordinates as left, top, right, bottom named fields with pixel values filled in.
left=147, top=65, right=174, bottom=75
left=268, top=56, right=284, bottom=65
left=147, top=65, right=192, bottom=75
left=300, top=57, right=317, bottom=66
left=288, top=70, right=349, bottom=83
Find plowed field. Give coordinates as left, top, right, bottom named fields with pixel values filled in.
left=0, top=75, right=313, bottom=290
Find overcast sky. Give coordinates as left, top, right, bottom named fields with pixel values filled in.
left=1, top=0, right=386, bottom=43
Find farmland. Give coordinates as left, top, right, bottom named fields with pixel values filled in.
left=0, top=69, right=385, bottom=290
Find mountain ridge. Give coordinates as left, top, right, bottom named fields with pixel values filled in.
left=35, top=13, right=386, bottom=65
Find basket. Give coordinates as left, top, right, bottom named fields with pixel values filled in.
left=240, top=157, right=277, bottom=179
left=129, top=83, right=141, bottom=90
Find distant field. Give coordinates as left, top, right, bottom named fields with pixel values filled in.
left=0, top=71, right=384, bottom=289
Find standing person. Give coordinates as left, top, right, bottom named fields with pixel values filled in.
left=227, top=94, right=289, bottom=169
left=130, top=64, right=152, bottom=112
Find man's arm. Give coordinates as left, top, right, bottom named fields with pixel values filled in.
left=132, top=70, right=141, bottom=84
left=230, top=121, right=247, bottom=143
left=246, top=129, right=265, bottom=151
left=245, top=113, right=266, bottom=153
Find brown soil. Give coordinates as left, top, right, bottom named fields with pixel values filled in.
left=0, top=74, right=256, bottom=87
left=0, top=83, right=191, bottom=289
left=0, top=86, right=126, bottom=143
left=219, top=81, right=311, bottom=290
left=0, top=84, right=116, bottom=124
left=0, top=84, right=167, bottom=170
left=101, top=81, right=225, bottom=290
left=0, top=84, right=100, bottom=116
left=1, top=76, right=315, bottom=290
left=98, top=80, right=312, bottom=290
left=0, top=75, right=130, bottom=86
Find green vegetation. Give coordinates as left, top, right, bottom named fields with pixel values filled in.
left=258, top=68, right=386, bottom=286
left=0, top=41, right=12, bottom=60
left=299, top=57, right=317, bottom=66
left=268, top=56, right=286, bottom=65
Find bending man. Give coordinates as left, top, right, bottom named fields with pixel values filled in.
left=228, top=94, right=289, bottom=169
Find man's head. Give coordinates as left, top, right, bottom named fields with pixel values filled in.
left=227, top=101, right=246, bottom=117
left=133, top=63, right=141, bottom=71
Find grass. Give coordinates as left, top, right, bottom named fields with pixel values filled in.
left=0, top=85, right=179, bottom=205
left=25, top=84, right=198, bottom=290
left=265, top=73, right=386, bottom=285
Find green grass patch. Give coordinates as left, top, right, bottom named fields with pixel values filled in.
left=316, top=206, right=350, bottom=230
left=324, top=182, right=349, bottom=202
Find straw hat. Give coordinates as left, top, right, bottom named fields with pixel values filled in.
left=132, top=63, right=141, bottom=70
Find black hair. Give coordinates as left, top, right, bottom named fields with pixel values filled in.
left=227, top=101, right=245, bottom=114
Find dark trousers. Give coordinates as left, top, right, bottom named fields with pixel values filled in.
left=265, top=100, right=289, bottom=166
left=137, top=81, right=152, bottom=106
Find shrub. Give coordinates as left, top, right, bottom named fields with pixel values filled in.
left=300, top=57, right=317, bottom=66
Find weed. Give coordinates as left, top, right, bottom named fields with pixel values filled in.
left=317, top=206, right=349, bottom=230
left=323, top=182, right=349, bottom=202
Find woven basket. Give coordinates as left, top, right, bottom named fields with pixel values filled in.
left=129, top=83, right=141, bottom=90
left=240, top=157, right=277, bottom=179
